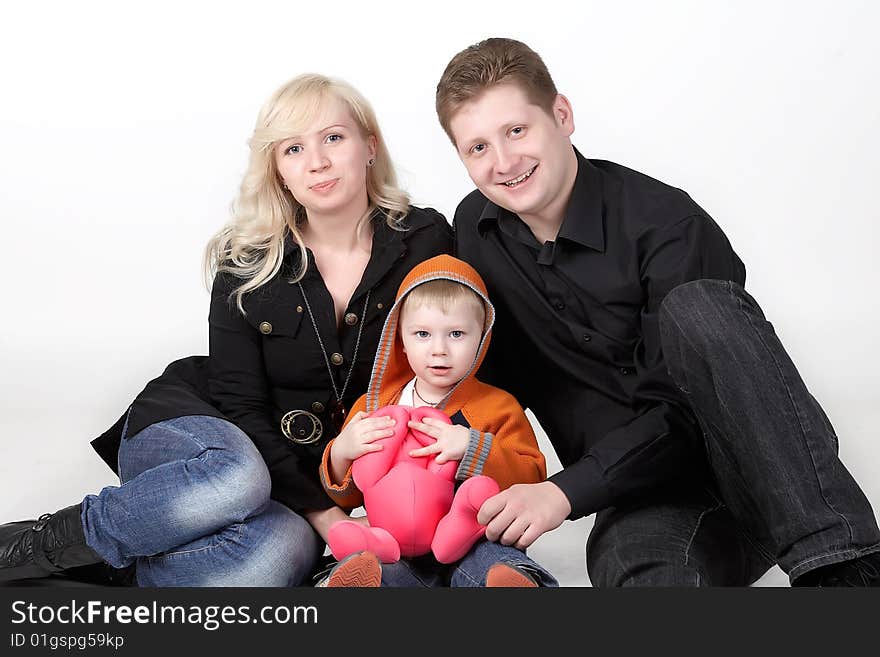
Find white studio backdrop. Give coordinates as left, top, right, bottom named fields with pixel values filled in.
left=1, top=1, right=878, bottom=585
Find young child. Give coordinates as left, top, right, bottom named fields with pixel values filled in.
left=318, top=254, right=557, bottom=587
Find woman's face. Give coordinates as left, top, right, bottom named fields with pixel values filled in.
left=275, top=96, right=376, bottom=221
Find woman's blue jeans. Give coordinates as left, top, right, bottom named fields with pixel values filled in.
left=80, top=415, right=324, bottom=587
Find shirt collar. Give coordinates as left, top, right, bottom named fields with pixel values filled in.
left=476, top=146, right=606, bottom=253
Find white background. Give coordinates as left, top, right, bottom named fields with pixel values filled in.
left=1, top=1, right=878, bottom=586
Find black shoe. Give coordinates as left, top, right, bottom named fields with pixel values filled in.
left=792, top=552, right=880, bottom=587
left=0, top=504, right=102, bottom=583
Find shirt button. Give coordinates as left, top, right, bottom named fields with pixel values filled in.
left=330, top=353, right=344, bottom=366
left=296, top=305, right=303, bottom=313
left=311, top=401, right=325, bottom=414
left=582, top=333, right=591, bottom=342
left=620, top=367, right=631, bottom=375
left=555, top=301, right=565, bottom=311
left=344, top=313, right=358, bottom=326
left=377, top=303, right=384, bottom=310
left=259, top=322, right=272, bottom=335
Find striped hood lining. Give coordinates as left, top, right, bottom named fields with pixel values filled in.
left=365, top=255, right=495, bottom=413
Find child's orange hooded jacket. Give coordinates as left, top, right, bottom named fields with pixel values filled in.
left=319, top=255, right=546, bottom=509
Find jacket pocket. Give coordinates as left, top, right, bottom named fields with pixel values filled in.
left=242, top=296, right=305, bottom=339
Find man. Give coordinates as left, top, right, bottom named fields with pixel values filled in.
left=436, top=37, right=880, bottom=586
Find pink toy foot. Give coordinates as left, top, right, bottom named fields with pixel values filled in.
left=351, top=405, right=410, bottom=490
left=327, top=520, right=402, bottom=564
left=431, top=475, right=500, bottom=564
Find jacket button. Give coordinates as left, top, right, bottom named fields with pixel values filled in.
left=555, top=301, right=566, bottom=311
left=259, top=322, right=273, bottom=334
left=583, top=333, right=591, bottom=342
left=620, top=367, right=632, bottom=375
left=330, top=353, right=344, bottom=366
left=296, top=305, right=303, bottom=313
left=377, top=303, right=384, bottom=310
left=344, top=313, right=358, bottom=326
left=312, top=401, right=325, bottom=414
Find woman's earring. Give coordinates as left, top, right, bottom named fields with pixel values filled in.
left=281, top=182, right=289, bottom=190
left=367, top=158, right=375, bottom=167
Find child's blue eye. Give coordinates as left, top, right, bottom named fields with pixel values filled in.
left=416, top=331, right=430, bottom=339
left=326, top=134, right=342, bottom=143
left=285, top=144, right=302, bottom=154
left=450, top=330, right=464, bottom=339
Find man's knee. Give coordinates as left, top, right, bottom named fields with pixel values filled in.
left=658, top=279, right=750, bottom=354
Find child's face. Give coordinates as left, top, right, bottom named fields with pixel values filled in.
left=399, top=299, right=483, bottom=392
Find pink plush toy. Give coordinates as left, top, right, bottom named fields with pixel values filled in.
left=327, top=405, right=500, bottom=564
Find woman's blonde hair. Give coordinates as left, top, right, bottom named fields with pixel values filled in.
left=204, top=74, right=410, bottom=312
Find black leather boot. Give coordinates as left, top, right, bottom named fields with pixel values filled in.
left=0, top=504, right=103, bottom=582
left=792, top=552, right=880, bottom=587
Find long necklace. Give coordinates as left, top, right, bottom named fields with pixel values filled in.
left=298, top=282, right=370, bottom=432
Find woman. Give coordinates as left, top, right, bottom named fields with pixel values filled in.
left=0, top=74, right=452, bottom=586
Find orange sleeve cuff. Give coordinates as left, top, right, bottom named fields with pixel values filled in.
left=318, top=440, right=364, bottom=510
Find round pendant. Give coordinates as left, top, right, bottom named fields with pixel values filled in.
left=330, top=401, right=347, bottom=434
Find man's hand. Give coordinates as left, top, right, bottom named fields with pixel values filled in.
left=407, top=417, right=470, bottom=464
left=477, top=481, right=572, bottom=549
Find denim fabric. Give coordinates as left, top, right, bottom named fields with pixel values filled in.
left=81, top=415, right=323, bottom=586
left=587, top=485, right=774, bottom=586
left=587, top=279, right=880, bottom=586
left=378, top=539, right=558, bottom=587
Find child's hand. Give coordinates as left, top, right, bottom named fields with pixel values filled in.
left=407, top=418, right=470, bottom=464
left=330, top=411, right=396, bottom=464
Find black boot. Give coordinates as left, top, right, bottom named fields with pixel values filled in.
left=0, top=504, right=103, bottom=582
left=792, top=552, right=880, bottom=587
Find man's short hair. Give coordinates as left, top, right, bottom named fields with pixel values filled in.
left=401, top=280, right=487, bottom=330
left=435, top=37, right=558, bottom=144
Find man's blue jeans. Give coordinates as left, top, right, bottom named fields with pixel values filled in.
left=80, top=415, right=324, bottom=586
left=378, top=540, right=559, bottom=587
left=587, top=280, right=880, bottom=586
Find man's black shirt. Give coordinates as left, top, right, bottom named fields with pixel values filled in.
left=453, top=148, right=746, bottom=519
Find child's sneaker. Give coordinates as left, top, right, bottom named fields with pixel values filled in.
left=324, top=551, right=382, bottom=587
left=485, top=562, right=539, bottom=587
